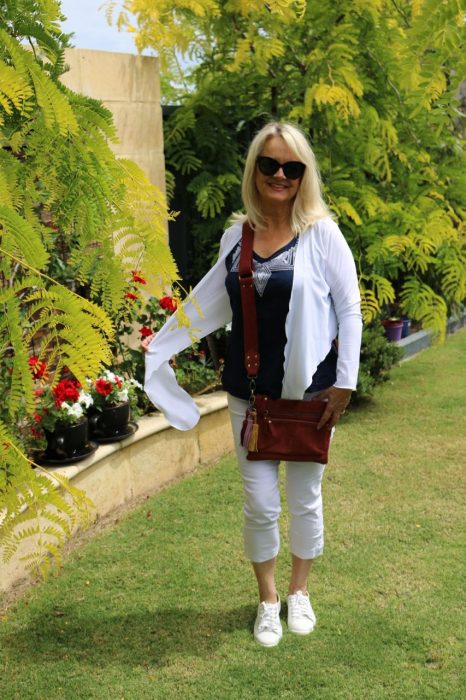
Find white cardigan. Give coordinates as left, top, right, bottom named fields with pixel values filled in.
left=144, top=217, right=362, bottom=430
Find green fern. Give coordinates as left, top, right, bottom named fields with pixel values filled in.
left=0, top=206, right=49, bottom=269
left=400, top=277, right=448, bottom=342
left=0, top=59, right=33, bottom=120
left=0, top=3, right=178, bottom=581
left=0, top=28, right=78, bottom=135
left=168, top=141, right=203, bottom=175
left=359, top=285, right=379, bottom=324
left=439, top=249, right=466, bottom=305
left=188, top=173, right=226, bottom=218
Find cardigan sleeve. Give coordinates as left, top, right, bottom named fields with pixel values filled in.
left=143, top=225, right=241, bottom=429
left=324, top=221, right=363, bottom=390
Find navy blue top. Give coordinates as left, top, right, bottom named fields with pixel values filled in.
left=221, top=238, right=337, bottom=400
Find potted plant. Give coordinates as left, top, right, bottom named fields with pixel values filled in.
left=381, top=317, right=404, bottom=342
left=401, top=316, right=411, bottom=338
left=30, top=372, right=95, bottom=464
left=86, top=370, right=142, bottom=442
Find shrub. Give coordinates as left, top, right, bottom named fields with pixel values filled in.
left=355, top=322, right=403, bottom=400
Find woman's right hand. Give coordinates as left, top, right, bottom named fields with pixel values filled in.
left=141, top=333, right=156, bottom=352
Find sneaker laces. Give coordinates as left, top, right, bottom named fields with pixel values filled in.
left=257, top=602, right=281, bottom=634
left=288, top=592, right=314, bottom=621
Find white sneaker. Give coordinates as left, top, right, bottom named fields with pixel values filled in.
left=287, top=591, right=316, bottom=635
left=254, top=597, right=283, bottom=647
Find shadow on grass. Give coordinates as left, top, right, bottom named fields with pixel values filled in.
left=4, top=603, right=255, bottom=667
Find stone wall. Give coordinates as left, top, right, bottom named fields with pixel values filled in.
left=61, top=48, right=165, bottom=193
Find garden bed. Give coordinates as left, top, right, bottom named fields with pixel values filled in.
left=1, top=392, right=233, bottom=596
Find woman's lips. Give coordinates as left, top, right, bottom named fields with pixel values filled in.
left=268, top=181, right=289, bottom=190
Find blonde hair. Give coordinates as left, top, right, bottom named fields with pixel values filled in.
left=232, top=121, right=332, bottom=234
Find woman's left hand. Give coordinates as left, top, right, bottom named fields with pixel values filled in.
left=314, top=386, right=352, bottom=430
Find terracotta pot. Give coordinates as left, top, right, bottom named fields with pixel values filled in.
left=88, top=402, right=130, bottom=439
left=44, top=418, right=89, bottom=459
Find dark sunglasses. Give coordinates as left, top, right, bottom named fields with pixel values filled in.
left=256, top=156, right=305, bottom=180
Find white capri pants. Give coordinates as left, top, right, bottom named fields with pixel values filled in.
left=227, top=394, right=326, bottom=563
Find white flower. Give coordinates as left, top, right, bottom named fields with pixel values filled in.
left=116, top=388, right=129, bottom=402
left=129, top=378, right=143, bottom=389
left=61, top=402, right=84, bottom=419
left=78, top=390, right=93, bottom=408
left=103, top=369, right=125, bottom=386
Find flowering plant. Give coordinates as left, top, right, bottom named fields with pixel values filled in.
left=32, top=377, right=94, bottom=435
left=137, top=294, right=178, bottom=340
left=87, top=369, right=142, bottom=413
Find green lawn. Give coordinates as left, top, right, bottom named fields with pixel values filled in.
left=1, top=330, right=465, bottom=700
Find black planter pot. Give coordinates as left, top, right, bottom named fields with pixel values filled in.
left=88, top=402, right=131, bottom=440
left=44, top=417, right=89, bottom=459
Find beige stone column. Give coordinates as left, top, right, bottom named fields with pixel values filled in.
left=61, top=48, right=168, bottom=349
left=61, top=48, right=165, bottom=194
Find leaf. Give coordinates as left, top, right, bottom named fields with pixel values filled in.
left=359, top=285, right=379, bottom=323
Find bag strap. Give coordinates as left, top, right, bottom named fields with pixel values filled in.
left=239, top=221, right=260, bottom=379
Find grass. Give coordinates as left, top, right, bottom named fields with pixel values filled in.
left=1, top=330, right=465, bottom=700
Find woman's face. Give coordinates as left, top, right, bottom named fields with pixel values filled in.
left=255, top=135, right=303, bottom=210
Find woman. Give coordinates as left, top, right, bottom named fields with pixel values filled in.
left=143, top=122, right=362, bottom=647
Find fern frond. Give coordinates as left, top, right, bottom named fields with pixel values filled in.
left=382, top=235, right=414, bottom=256
left=0, top=29, right=78, bottom=135
left=3, top=295, right=36, bottom=416
left=71, top=95, right=119, bottom=143
left=335, top=65, right=364, bottom=97
left=0, top=60, right=33, bottom=117
left=359, top=285, right=380, bottom=323
left=335, top=197, right=362, bottom=225
left=164, top=107, right=196, bottom=145
left=410, top=70, right=447, bottom=117
left=369, top=274, right=396, bottom=306
left=167, top=141, right=202, bottom=174
left=305, top=82, right=361, bottom=120
left=357, top=187, right=389, bottom=217
left=187, top=173, right=226, bottom=218
left=0, top=206, right=49, bottom=269
left=400, top=277, right=447, bottom=342
left=440, top=250, right=466, bottom=304
left=20, top=283, right=114, bottom=386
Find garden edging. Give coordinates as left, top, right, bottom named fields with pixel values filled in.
left=1, top=392, right=233, bottom=596
left=396, top=309, right=466, bottom=359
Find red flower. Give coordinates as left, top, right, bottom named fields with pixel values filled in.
left=28, top=356, right=48, bottom=380
left=95, top=378, right=113, bottom=396
left=125, top=292, right=138, bottom=301
left=52, top=379, right=80, bottom=406
left=131, top=271, right=147, bottom=284
left=33, top=413, right=42, bottom=423
left=139, top=326, right=153, bottom=338
left=159, top=296, right=177, bottom=312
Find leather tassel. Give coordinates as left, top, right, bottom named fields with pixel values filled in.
left=248, top=421, right=259, bottom=452
left=242, top=410, right=253, bottom=448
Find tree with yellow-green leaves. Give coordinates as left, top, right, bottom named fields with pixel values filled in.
left=116, top=0, right=466, bottom=338
left=0, top=0, right=178, bottom=577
